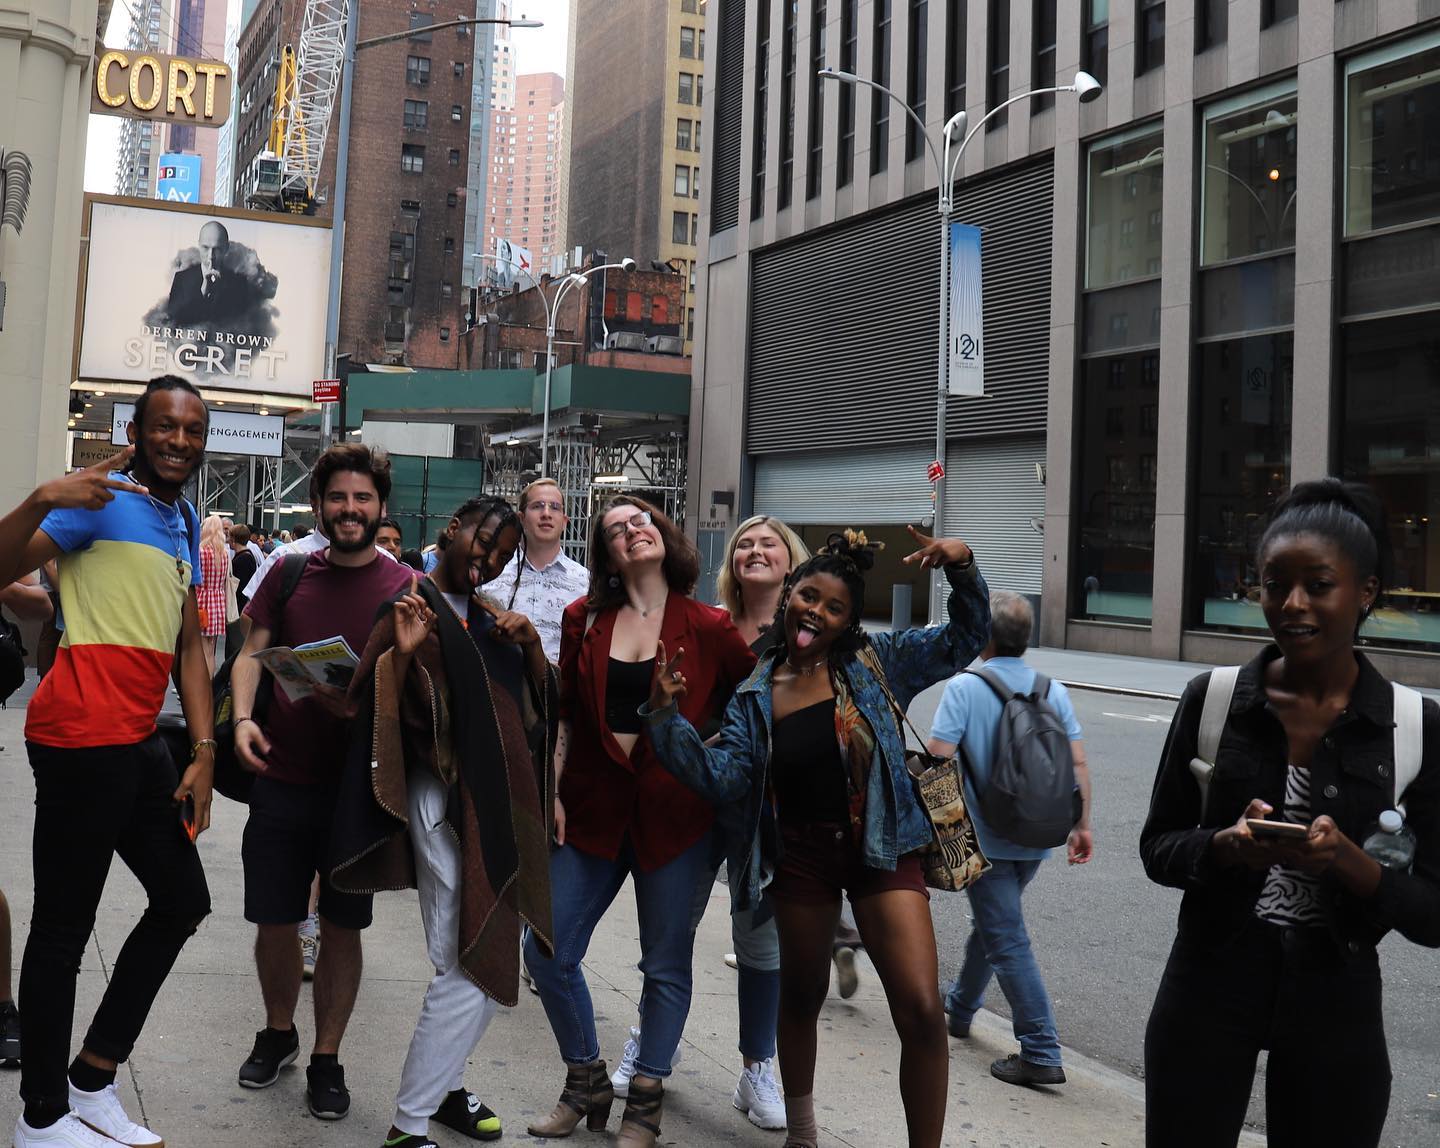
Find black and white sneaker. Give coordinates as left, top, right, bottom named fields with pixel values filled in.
left=237, top=1026, right=299, bottom=1089
left=306, top=1060, right=351, bottom=1120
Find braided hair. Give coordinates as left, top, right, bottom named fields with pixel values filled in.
left=447, top=495, right=522, bottom=583
left=770, top=529, right=883, bottom=660
left=1258, top=478, right=1390, bottom=625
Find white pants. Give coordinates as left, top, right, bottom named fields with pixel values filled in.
left=393, top=768, right=499, bottom=1136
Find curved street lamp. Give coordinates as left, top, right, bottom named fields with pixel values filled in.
left=472, top=254, right=637, bottom=473
left=819, top=67, right=1102, bottom=619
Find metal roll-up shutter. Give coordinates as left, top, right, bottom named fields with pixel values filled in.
left=753, top=445, right=932, bottom=523
left=708, top=0, right=747, bottom=234
left=944, top=436, right=1045, bottom=594
left=747, top=157, right=1055, bottom=454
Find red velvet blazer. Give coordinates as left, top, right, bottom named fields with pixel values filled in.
left=557, top=593, right=756, bottom=871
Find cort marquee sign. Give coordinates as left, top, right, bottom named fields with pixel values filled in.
left=90, top=48, right=232, bottom=127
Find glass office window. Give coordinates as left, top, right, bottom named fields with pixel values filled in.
left=1342, top=314, right=1440, bottom=652
left=1188, top=334, right=1293, bottom=634
left=1201, top=82, right=1298, bottom=264
left=1074, top=351, right=1158, bottom=623
left=1344, top=31, right=1440, bottom=236
left=1086, top=125, right=1164, bottom=288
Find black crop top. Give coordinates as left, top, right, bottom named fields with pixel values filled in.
left=770, top=697, right=850, bottom=824
left=605, top=657, right=655, bottom=734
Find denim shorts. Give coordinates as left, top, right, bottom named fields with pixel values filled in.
left=769, top=820, right=928, bottom=905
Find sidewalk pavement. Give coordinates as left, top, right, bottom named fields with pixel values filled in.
left=0, top=694, right=1187, bottom=1148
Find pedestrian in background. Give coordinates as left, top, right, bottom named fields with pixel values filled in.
left=646, top=527, right=991, bottom=1148
left=0, top=376, right=215, bottom=1148
left=197, top=514, right=231, bottom=676
left=925, top=589, right=1092, bottom=1086
left=1141, top=480, right=1440, bottom=1147
left=524, top=496, right=755, bottom=1147
left=375, top=517, right=404, bottom=561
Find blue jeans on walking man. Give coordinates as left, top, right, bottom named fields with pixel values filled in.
left=944, top=858, right=1062, bottom=1068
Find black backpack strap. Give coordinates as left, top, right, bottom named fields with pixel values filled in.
left=965, top=666, right=1016, bottom=703
left=178, top=498, right=199, bottom=576
left=267, top=550, right=310, bottom=645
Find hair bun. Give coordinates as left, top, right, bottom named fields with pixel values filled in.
left=820, top=528, right=883, bottom=574
left=1274, top=478, right=1386, bottom=540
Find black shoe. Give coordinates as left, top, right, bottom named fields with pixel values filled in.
left=306, top=1060, right=351, bottom=1120
left=238, top=1026, right=299, bottom=1088
left=990, top=1053, right=1065, bottom=1087
left=0, top=999, right=20, bottom=1067
left=945, top=1010, right=970, bottom=1039
left=434, top=1088, right=503, bottom=1141
left=382, top=1135, right=438, bottom=1148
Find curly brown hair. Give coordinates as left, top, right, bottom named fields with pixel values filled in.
left=309, top=442, right=393, bottom=506
left=585, top=495, right=699, bottom=611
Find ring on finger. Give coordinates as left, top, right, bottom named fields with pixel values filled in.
left=672, top=671, right=681, bottom=682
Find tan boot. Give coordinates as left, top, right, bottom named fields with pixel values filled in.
left=526, top=1059, right=614, bottom=1138
left=615, top=1076, right=663, bottom=1147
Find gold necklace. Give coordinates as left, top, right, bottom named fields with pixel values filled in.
left=784, top=657, right=825, bottom=677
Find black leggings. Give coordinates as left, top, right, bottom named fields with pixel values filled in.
left=1144, top=917, right=1390, bottom=1148
left=20, top=735, right=211, bottom=1120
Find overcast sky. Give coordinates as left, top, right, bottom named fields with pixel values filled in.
left=84, top=0, right=570, bottom=194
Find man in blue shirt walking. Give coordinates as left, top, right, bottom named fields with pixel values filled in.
left=925, top=590, right=1093, bottom=1087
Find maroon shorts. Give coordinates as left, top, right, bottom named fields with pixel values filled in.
left=768, top=820, right=929, bottom=905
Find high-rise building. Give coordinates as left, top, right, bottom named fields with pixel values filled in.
left=114, top=0, right=169, bottom=197
left=564, top=0, right=704, bottom=340
left=159, top=0, right=230, bottom=202
left=227, top=0, right=481, bottom=366
left=462, top=0, right=514, bottom=289
left=482, top=72, right=565, bottom=279
left=212, top=0, right=244, bottom=205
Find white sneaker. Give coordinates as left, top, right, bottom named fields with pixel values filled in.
left=610, top=1026, right=682, bottom=1097
left=67, top=1082, right=164, bottom=1147
left=15, top=1112, right=130, bottom=1147
left=733, top=1059, right=786, bottom=1131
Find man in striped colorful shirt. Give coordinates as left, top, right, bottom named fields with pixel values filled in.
left=0, top=376, right=216, bottom=1148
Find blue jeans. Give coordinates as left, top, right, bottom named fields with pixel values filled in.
left=524, top=833, right=713, bottom=1078
left=944, top=858, right=1061, bottom=1067
left=688, top=858, right=780, bottom=1061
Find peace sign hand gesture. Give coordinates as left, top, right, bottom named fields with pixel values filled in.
left=648, top=640, right=688, bottom=712
left=393, top=576, right=437, bottom=655
left=36, top=447, right=148, bottom=511
left=902, top=524, right=973, bottom=570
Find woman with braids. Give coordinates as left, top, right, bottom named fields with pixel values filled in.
left=1141, top=480, right=1440, bottom=1147
left=330, top=496, right=558, bottom=1148
left=645, top=526, right=990, bottom=1148
left=523, top=495, right=756, bottom=1147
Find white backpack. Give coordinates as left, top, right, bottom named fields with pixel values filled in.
left=1189, top=667, right=1424, bottom=819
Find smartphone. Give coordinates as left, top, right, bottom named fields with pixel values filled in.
left=178, top=793, right=198, bottom=843
left=1246, top=818, right=1309, bottom=841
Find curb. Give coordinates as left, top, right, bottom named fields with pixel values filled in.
left=1054, top=679, right=1183, bottom=703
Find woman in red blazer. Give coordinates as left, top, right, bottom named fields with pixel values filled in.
left=525, top=495, right=755, bottom=1147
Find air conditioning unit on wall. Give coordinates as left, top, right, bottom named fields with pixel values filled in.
left=605, top=331, right=646, bottom=351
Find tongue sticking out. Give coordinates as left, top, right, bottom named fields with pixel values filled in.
left=795, top=627, right=816, bottom=651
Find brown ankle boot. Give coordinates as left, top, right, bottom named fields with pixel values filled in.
left=615, top=1077, right=663, bottom=1147
left=526, top=1059, right=614, bottom=1138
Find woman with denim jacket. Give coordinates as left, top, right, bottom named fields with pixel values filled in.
left=1140, top=481, right=1440, bottom=1148
left=645, top=528, right=990, bottom=1148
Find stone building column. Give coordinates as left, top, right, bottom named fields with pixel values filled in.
left=0, top=0, right=97, bottom=509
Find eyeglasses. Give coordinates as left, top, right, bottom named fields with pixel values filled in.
left=602, top=510, right=653, bottom=542
left=526, top=500, right=565, bottom=513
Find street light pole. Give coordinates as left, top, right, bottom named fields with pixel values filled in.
left=320, top=14, right=544, bottom=444
left=472, top=254, right=636, bottom=473
left=819, top=67, right=1102, bottom=620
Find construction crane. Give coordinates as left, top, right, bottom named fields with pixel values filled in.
left=247, top=0, right=349, bottom=213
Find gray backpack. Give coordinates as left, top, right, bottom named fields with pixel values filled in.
left=968, top=668, right=1080, bottom=848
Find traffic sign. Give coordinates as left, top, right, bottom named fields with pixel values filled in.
left=313, top=378, right=341, bottom=403
left=928, top=460, right=946, bottom=483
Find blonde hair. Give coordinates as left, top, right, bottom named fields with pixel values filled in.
left=519, top=477, right=564, bottom=513
left=200, top=514, right=229, bottom=568
left=716, top=515, right=810, bottom=618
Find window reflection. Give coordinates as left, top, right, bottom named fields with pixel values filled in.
left=1086, top=126, right=1164, bottom=288
left=1201, top=83, right=1298, bottom=264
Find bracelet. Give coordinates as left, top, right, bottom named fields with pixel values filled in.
left=234, top=716, right=255, bottom=727
left=191, top=737, right=218, bottom=758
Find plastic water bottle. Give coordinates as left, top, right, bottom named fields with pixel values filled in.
left=1363, top=810, right=1417, bottom=871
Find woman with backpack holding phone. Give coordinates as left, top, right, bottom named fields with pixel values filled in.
left=645, top=527, right=990, bottom=1148
left=1140, top=480, right=1440, bottom=1147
